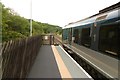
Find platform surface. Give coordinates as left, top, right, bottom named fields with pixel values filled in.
left=28, top=45, right=92, bottom=79
left=28, top=45, right=61, bottom=78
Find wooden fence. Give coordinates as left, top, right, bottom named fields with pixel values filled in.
left=2, top=35, right=42, bottom=78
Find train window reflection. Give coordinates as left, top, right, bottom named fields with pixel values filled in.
left=81, top=28, right=91, bottom=47
left=73, top=29, right=79, bottom=44
left=99, top=25, right=119, bottom=56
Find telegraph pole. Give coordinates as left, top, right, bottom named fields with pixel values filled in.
left=30, top=0, right=32, bottom=36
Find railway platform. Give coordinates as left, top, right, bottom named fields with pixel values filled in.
left=2, top=35, right=119, bottom=79
left=28, top=45, right=92, bottom=79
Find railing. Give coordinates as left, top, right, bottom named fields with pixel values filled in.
left=1, top=34, right=60, bottom=79
left=42, top=35, right=54, bottom=45
left=2, top=35, right=42, bottom=78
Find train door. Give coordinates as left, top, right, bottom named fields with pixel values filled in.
left=91, top=15, right=108, bottom=51
left=90, top=23, right=99, bottom=51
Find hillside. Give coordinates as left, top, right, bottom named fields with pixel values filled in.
left=1, top=2, right=62, bottom=42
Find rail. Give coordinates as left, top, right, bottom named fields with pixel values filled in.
left=54, top=35, right=63, bottom=46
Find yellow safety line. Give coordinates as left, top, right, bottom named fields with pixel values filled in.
left=51, top=45, right=72, bottom=79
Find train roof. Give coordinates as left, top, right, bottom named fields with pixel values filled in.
left=63, top=2, right=120, bottom=29
left=99, top=2, right=120, bottom=14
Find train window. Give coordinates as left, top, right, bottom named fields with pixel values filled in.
left=73, top=29, right=79, bottom=43
left=81, top=28, right=91, bottom=47
left=99, top=25, right=119, bottom=56
left=62, top=29, right=69, bottom=41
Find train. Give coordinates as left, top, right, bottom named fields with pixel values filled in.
left=62, top=2, right=120, bottom=59
left=62, top=2, right=119, bottom=79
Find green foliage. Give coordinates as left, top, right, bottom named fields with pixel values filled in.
left=32, top=21, right=43, bottom=35
left=6, top=15, right=30, bottom=36
left=2, top=29, right=26, bottom=42
left=1, top=2, right=62, bottom=42
left=41, top=23, right=62, bottom=34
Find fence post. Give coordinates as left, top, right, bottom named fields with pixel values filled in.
left=50, top=35, right=54, bottom=45
left=50, top=35, right=51, bottom=45
left=53, top=35, right=54, bottom=45
left=0, top=43, right=2, bottom=79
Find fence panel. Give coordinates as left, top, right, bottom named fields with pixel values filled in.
left=2, top=35, right=42, bottom=78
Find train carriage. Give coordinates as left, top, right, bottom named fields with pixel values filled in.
left=62, top=2, right=120, bottom=58
left=62, top=2, right=120, bottom=79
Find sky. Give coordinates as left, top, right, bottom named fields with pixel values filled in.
left=1, top=0, right=120, bottom=27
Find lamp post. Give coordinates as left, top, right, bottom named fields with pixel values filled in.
left=30, top=0, right=32, bottom=36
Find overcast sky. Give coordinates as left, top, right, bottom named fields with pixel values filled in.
left=1, top=0, right=120, bottom=27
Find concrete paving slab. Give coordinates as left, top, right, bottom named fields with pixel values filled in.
left=28, top=45, right=61, bottom=78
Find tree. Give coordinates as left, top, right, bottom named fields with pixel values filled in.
left=1, top=2, right=62, bottom=42
left=32, top=21, right=43, bottom=35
